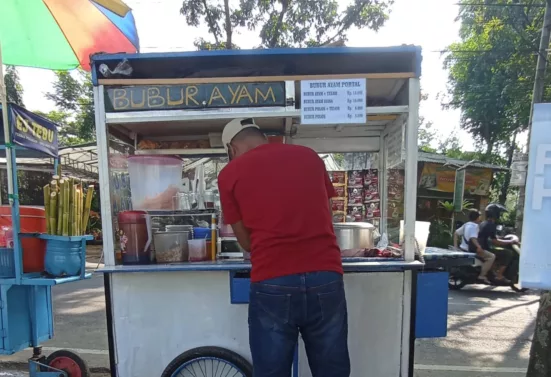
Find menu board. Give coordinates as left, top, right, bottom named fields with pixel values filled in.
left=301, top=79, right=366, bottom=125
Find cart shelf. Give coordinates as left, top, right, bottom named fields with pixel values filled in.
left=135, top=148, right=226, bottom=156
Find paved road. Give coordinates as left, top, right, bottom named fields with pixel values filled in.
left=0, top=277, right=539, bottom=376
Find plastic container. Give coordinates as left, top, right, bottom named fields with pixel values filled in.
left=154, top=231, right=189, bottom=263
left=0, top=206, right=46, bottom=273
left=43, top=235, right=92, bottom=277
left=193, top=227, right=211, bottom=240
left=127, top=155, right=183, bottom=210
left=400, top=220, right=431, bottom=254
left=188, top=239, right=208, bottom=262
left=118, top=211, right=152, bottom=265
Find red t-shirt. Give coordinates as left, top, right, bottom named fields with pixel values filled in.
left=218, top=143, right=343, bottom=282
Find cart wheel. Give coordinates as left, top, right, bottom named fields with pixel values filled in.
left=161, top=346, right=252, bottom=377
left=45, top=350, right=91, bottom=377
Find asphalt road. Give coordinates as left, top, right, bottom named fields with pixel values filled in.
left=0, top=276, right=539, bottom=376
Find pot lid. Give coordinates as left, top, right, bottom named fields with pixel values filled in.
left=333, top=222, right=375, bottom=229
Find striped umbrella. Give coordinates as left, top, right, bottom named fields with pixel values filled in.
left=0, top=0, right=138, bottom=207
left=0, top=0, right=139, bottom=70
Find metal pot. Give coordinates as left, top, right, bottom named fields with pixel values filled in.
left=333, top=222, right=376, bottom=251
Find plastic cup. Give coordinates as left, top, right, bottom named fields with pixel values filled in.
left=188, top=239, right=207, bottom=262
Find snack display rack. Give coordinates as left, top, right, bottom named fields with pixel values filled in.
left=92, top=46, right=473, bottom=377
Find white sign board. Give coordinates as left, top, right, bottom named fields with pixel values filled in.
left=510, top=153, right=528, bottom=187
left=300, top=79, right=366, bottom=125
left=520, top=103, right=551, bottom=290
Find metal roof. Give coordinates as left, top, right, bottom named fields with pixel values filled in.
left=91, top=45, right=422, bottom=83
left=418, top=152, right=507, bottom=171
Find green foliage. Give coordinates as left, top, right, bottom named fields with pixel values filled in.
left=444, top=0, right=545, bottom=156
left=4, top=66, right=24, bottom=107
left=45, top=70, right=95, bottom=144
left=427, top=219, right=453, bottom=248
left=180, top=0, right=394, bottom=49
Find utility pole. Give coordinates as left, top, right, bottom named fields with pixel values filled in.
left=516, top=0, right=551, bottom=234
left=524, top=2, right=551, bottom=376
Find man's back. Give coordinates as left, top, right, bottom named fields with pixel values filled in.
left=218, top=143, right=342, bottom=282
left=478, top=220, right=496, bottom=250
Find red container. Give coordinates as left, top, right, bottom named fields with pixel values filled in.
left=0, top=206, right=47, bottom=273
left=118, top=211, right=151, bottom=265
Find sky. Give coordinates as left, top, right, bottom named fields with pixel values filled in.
left=17, top=0, right=467, bottom=146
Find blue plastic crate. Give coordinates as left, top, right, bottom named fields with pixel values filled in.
left=0, top=248, right=15, bottom=278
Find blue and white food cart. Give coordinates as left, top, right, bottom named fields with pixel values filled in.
left=91, top=46, right=474, bottom=377
left=0, top=101, right=93, bottom=377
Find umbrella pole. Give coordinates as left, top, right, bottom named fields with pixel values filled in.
left=0, top=42, right=15, bottom=205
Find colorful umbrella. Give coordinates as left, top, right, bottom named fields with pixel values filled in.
left=0, top=0, right=139, bottom=71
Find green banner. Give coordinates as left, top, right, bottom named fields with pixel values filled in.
left=105, top=82, right=286, bottom=112
left=453, top=169, right=466, bottom=212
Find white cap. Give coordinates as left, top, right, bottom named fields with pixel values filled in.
left=222, top=118, right=260, bottom=152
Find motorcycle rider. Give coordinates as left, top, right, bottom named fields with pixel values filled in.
left=478, top=203, right=518, bottom=284
left=454, top=209, right=495, bottom=284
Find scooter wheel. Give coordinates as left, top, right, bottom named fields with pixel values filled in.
left=45, top=350, right=91, bottom=377
left=448, top=276, right=466, bottom=290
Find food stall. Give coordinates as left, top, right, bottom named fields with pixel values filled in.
left=92, top=46, right=471, bottom=377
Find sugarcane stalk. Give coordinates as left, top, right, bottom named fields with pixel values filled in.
left=50, top=179, right=58, bottom=193
left=49, top=192, right=58, bottom=235
left=68, top=180, right=74, bottom=236
left=82, top=185, right=95, bottom=234
left=43, top=185, right=51, bottom=234
left=72, top=186, right=78, bottom=236
left=75, top=187, right=81, bottom=235
left=62, top=181, right=69, bottom=237
left=56, top=179, right=65, bottom=236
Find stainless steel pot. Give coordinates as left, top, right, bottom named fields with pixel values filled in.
left=333, top=222, right=376, bottom=251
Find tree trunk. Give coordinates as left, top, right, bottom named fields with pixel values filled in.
left=526, top=291, right=551, bottom=376
left=268, top=0, right=289, bottom=48
left=499, top=132, right=517, bottom=204
left=223, top=0, right=232, bottom=48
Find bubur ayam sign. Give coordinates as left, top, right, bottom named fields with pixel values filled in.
left=105, top=82, right=286, bottom=112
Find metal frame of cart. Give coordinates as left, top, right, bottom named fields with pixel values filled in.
left=92, top=46, right=473, bottom=377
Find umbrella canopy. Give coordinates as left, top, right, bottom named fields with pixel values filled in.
left=0, top=0, right=139, bottom=71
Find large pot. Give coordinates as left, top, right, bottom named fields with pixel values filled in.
left=333, top=222, right=376, bottom=251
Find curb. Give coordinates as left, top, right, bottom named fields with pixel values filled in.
left=0, top=360, right=110, bottom=374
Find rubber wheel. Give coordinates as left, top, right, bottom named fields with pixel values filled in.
left=448, top=276, right=466, bottom=290
left=161, top=346, right=252, bottom=377
left=45, top=350, right=91, bottom=377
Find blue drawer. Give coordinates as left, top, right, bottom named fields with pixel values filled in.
left=415, top=271, right=449, bottom=338
left=230, top=273, right=250, bottom=304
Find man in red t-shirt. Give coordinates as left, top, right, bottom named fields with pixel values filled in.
left=218, top=118, right=350, bottom=377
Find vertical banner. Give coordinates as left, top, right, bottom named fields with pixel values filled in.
left=9, top=104, right=58, bottom=157
left=520, top=103, right=551, bottom=289
left=453, top=169, right=466, bottom=212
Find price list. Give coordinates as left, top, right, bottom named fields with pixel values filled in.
left=300, top=79, right=366, bottom=125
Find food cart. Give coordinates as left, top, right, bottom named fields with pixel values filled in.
left=0, top=103, right=93, bottom=376
left=92, top=46, right=473, bottom=377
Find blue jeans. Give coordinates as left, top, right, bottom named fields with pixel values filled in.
left=248, top=272, right=350, bottom=377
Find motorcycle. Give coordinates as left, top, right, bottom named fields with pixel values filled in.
left=448, top=231, right=527, bottom=293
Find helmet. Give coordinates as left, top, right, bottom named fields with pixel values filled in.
left=485, top=203, right=507, bottom=220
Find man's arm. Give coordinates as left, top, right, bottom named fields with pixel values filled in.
left=231, top=221, right=251, bottom=252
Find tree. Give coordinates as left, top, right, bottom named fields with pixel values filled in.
left=46, top=70, right=95, bottom=143
left=443, top=0, right=545, bottom=157
left=443, top=0, right=547, bottom=205
left=180, top=0, right=394, bottom=50
left=4, top=66, right=24, bottom=106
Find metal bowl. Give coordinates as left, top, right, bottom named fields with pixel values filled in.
left=333, top=222, right=376, bottom=251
